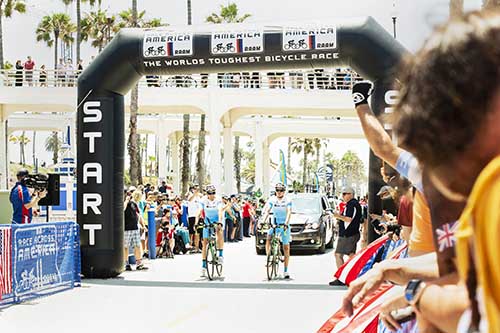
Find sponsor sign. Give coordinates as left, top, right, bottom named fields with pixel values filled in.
left=143, top=31, right=193, bottom=58
left=211, top=30, right=263, bottom=54
left=12, top=223, right=79, bottom=297
left=282, top=26, right=336, bottom=51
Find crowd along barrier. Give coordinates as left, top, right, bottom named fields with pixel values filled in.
left=0, top=221, right=81, bottom=306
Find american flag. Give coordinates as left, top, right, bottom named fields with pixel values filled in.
left=436, top=221, right=458, bottom=252
left=0, top=227, right=12, bottom=299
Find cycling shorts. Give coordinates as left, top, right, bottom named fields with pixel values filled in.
left=202, top=220, right=225, bottom=239
left=267, top=225, right=291, bottom=245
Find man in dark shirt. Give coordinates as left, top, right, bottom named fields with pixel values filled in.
left=10, top=169, right=46, bottom=224
left=333, top=186, right=362, bottom=270
left=124, top=192, right=148, bottom=271
left=158, top=181, right=167, bottom=194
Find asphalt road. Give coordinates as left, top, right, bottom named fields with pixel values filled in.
left=0, top=237, right=347, bottom=333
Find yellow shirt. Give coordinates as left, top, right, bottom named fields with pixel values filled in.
left=456, top=155, right=500, bottom=333
left=408, top=191, right=436, bottom=254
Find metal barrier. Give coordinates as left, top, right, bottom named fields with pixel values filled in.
left=0, top=68, right=363, bottom=90
left=0, top=222, right=81, bottom=307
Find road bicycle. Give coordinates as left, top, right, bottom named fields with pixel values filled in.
left=204, top=221, right=223, bottom=280
left=266, top=222, right=287, bottom=281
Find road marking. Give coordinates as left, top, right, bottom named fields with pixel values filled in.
left=166, top=304, right=208, bottom=329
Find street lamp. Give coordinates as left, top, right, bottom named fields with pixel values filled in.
left=391, top=0, right=398, bottom=39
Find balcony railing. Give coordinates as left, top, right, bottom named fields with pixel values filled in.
left=0, top=68, right=362, bottom=90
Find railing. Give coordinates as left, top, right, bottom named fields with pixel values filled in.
left=0, top=68, right=363, bottom=90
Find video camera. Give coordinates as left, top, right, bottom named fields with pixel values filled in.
left=21, top=173, right=60, bottom=206
left=371, top=219, right=402, bottom=237
left=22, top=174, right=49, bottom=191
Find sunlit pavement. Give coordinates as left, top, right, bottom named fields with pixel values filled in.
left=0, top=237, right=346, bottom=333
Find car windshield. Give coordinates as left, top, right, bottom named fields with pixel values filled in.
left=291, top=197, right=321, bottom=214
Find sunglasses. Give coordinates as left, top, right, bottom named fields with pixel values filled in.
left=276, top=189, right=285, bottom=192
left=342, top=193, right=351, bottom=195
left=207, top=192, right=216, bottom=195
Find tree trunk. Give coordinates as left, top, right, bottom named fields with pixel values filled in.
left=0, top=10, right=4, bottom=68
left=128, top=84, right=140, bottom=185
left=181, top=114, right=190, bottom=196
left=32, top=131, right=36, bottom=167
left=302, top=145, right=307, bottom=186
left=234, top=136, right=241, bottom=193
left=52, top=131, right=59, bottom=164
left=187, top=0, right=192, bottom=25
left=132, top=0, right=138, bottom=26
left=449, top=0, right=464, bottom=19
left=76, top=0, right=81, bottom=63
left=287, top=137, right=291, bottom=174
left=54, top=37, right=59, bottom=70
left=196, top=114, right=206, bottom=186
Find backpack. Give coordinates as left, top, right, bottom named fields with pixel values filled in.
left=173, top=233, right=186, bottom=254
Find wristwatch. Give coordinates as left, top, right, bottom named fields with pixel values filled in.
left=404, top=279, right=427, bottom=310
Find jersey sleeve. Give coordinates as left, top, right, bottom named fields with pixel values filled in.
left=395, top=150, right=424, bottom=193
left=344, top=201, right=357, bottom=219
left=265, top=198, right=273, bottom=211
left=22, top=187, right=31, bottom=205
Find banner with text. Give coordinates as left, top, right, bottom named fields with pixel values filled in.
left=1, top=221, right=80, bottom=306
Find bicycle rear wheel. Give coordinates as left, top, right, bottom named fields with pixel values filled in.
left=206, top=242, right=216, bottom=280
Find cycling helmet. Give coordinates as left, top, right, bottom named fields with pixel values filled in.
left=222, top=195, right=230, bottom=200
left=275, top=182, right=286, bottom=191
left=206, top=184, right=216, bottom=194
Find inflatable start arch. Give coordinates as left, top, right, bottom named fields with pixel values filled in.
left=77, top=17, right=407, bottom=278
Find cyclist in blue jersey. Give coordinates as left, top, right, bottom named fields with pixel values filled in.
left=261, top=183, right=292, bottom=279
left=195, top=185, right=224, bottom=278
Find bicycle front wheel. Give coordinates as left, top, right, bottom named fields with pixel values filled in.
left=206, top=242, right=216, bottom=280
left=266, top=252, right=275, bottom=280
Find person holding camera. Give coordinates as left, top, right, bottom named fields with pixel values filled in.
left=10, top=169, right=46, bottom=224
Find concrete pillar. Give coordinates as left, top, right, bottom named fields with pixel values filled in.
left=254, top=119, right=264, bottom=195
left=157, top=120, right=168, bottom=180
left=0, top=106, right=7, bottom=189
left=170, top=132, right=180, bottom=192
left=208, top=115, right=222, bottom=193
left=158, top=134, right=167, bottom=180
left=223, top=126, right=233, bottom=194
left=69, top=114, right=77, bottom=158
left=262, top=138, right=271, bottom=198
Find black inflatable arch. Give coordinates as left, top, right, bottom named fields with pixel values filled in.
left=77, top=17, right=407, bottom=278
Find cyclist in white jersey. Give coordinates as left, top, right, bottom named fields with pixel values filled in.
left=195, top=185, right=224, bottom=278
left=261, top=183, right=292, bottom=279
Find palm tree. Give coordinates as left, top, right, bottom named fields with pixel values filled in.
left=196, top=114, right=206, bottom=186
left=287, top=137, right=292, bottom=174
left=0, top=0, right=26, bottom=68
left=45, top=131, right=62, bottom=165
left=60, top=0, right=99, bottom=64
left=206, top=3, right=251, bottom=23
left=205, top=3, right=251, bottom=193
left=81, top=9, right=117, bottom=52
left=234, top=136, right=242, bottom=193
left=119, top=1, right=164, bottom=185
left=290, top=138, right=315, bottom=186
left=449, top=0, right=464, bottom=19
left=9, top=132, right=30, bottom=165
left=32, top=131, right=36, bottom=167
left=36, top=13, right=76, bottom=69
left=181, top=114, right=190, bottom=195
